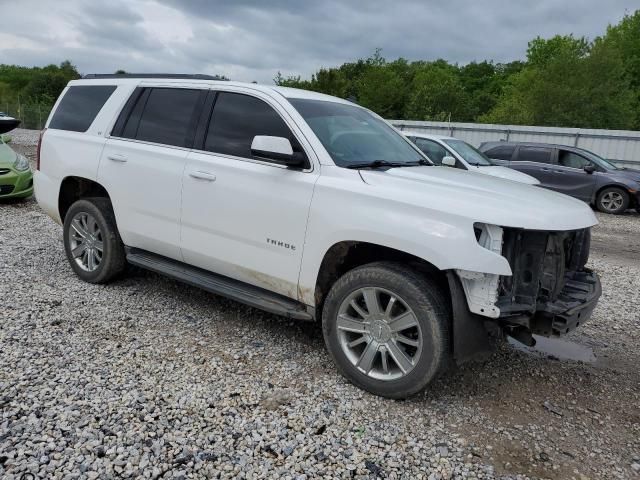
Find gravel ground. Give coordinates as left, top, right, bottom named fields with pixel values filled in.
left=1, top=131, right=639, bottom=479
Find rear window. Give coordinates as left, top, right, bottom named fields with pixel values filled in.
left=516, top=146, right=553, bottom=164
left=119, top=88, right=202, bottom=148
left=49, top=85, right=116, bottom=132
left=484, top=144, right=515, bottom=160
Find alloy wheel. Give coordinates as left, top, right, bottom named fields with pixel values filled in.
left=68, top=212, right=103, bottom=272
left=336, top=287, right=423, bottom=381
left=600, top=191, right=624, bottom=212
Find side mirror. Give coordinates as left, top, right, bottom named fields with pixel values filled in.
left=251, top=135, right=306, bottom=168
left=1, top=134, right=11, bottom=144
left=441, top=156, right=456, bottom=167
left=584, top=165, right=596, bottom=174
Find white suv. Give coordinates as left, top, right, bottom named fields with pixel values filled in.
left=35, top=74, right=601, bottom=398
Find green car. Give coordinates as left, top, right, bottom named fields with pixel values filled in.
left=0, top=134, right=33, bottom=199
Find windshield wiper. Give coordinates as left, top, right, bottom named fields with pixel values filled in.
left=346, top=159, right=431, bottom=169
left=346, top=160, right=406, bottom=169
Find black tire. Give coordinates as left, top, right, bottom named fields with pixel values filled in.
left=596, top=187, right=629, bottom=214
left=322, top=262, right=450, bottom=399
left=63, top=197, right=126, bottom=284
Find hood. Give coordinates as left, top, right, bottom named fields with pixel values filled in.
left=611, top=167, right=640, bottom=184
left=470, top=165, right=540, bottom=185
left=0, top=142, right=17, bottom=167
left=360, top=166, right=598, bottom=231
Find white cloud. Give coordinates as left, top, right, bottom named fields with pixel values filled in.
left=0, top=0, right=636, bottom=83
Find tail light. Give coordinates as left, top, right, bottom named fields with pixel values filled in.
left=36, top=128, right=46, bottom=171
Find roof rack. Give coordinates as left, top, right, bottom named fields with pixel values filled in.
left=82, top=74, right=228, bottom=80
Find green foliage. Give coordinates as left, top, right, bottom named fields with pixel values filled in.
left=482, top=34, right=637, bottom=129
left=0, top=61, right=80, bottom=128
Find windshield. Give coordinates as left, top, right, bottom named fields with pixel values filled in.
left=443, top=139, right=494, bottom=166
left=578, top=148, right=621, bottom=170
left=289, top=98, right=427, bottom=167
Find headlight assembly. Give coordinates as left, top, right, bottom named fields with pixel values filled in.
left=13, top=154, right=30, bottom=172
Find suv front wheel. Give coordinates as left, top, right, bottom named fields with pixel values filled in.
left=322, top=262, right=450, bottom=399
left=63, top=198, right=126, bottom=283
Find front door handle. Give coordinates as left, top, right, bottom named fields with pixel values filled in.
left=189, top=171, right=217, bottom=182
left=107, top=154, right=127, bottom=163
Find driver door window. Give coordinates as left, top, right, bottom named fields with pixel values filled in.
left=558, top=150, right=592, bottom=170
left=414, top=139, right=449, bottom=165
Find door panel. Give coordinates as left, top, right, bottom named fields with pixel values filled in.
left=180, top=90, right=318, bottom=300
left=97, top=86, right=204, bottom=260
left=545, top=150, right=597, bottom=201
left=98, top=139, right=188, bottom=260
left=508, top=146, right=555, bottom=185
left=180, top=153, right=317, bottom=299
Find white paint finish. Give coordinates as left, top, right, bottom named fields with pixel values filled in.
left=456, top=224, right=504, bottom=318
left=98, top=138, right=187, bottom=260
left=472, top=165, right=540, bottom=185
left=180, top=150, right=318, bottom=298
left=407, top=132, right=540, bottom=185
left=37, top=77, right=601, bottom=320
left=250, top=135, right=293, bottom=156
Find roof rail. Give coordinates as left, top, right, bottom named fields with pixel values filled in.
left=82, top=73, right=228, bottom=80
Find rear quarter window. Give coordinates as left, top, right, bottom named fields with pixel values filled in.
left=49, top=85, right=117, bottom=132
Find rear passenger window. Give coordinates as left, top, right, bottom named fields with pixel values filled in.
left=516, top=146, right=552, bottom=164
left=205, top=92, right=294, bottom=159
left=49, top=86, right=116, bottom=132
left=126, top=88, right=202, bottom=147
left=484, top=145, right=515, bottom=160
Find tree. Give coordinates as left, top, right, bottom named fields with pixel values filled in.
left=405, top=64, right=470, bottom=121
left=482, top=36, right=636, bottom=129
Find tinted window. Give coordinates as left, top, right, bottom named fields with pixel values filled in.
left=49, top=85, right=116, bottom=132
left=559, top=150, right=591, bottom=169
left=205, top=92, right=294, bottom=158
left=484, top=144, right=515, bottom=160
left=516, top=146, right=552, bottom=164
left=131, top=88, right=201, bottom=147
left=414, top=139, right=449, bottom=165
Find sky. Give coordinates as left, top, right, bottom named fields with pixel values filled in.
left=0, top=0, right=636, bottom=84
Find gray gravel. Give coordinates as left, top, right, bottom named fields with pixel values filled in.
left=1, top=132, right=639, bottom=479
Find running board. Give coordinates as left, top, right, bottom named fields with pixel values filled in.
left=126, top=248, right=313, bottom=321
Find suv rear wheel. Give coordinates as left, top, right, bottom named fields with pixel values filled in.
left=63, top=198, right=126, bottom=283
left=596, top=187, right=629, bottom=214
left=322, top=262, right=450, bottom=399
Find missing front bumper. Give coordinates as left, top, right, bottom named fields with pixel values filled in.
left=528, top=269, right=601, bottom=336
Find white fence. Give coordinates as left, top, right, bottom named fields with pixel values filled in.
left=390, top=120, right=640, bottom=167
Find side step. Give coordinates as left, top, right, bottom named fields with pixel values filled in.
left=126, top=248, right=313, bottom=321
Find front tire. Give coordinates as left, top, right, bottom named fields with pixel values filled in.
left=63, top=198, right=126, bottom=284
left=596, top=187, right=629, bottom=214
left=322, top=262, right=450, bottom=399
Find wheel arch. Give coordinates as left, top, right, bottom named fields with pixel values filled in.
left=312, top=240, right=449, bottom=317
left=58, top=176, right=111, bottom=222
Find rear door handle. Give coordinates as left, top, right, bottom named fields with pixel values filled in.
left=107, top=154, right=127, bottom=163
left=541, top=167, right=551, bottom=172
left=189, top=171, right=217, bottom=182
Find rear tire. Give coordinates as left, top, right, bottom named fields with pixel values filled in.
left=596, top=187, right=629, bottom=214
left=322, top=262, right=450, bottom=399
left=63, top=198, right=126, bottom=284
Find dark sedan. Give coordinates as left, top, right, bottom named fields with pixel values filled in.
left=480, top=141, right=640, bottom=214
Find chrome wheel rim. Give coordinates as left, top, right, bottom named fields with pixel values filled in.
left=601, top=191, right=624, bottom=212
left=337, top=287, right=422, bottom=381
left=68, top=212, right=103, bottom=272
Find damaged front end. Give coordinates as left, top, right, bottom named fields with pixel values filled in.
left=450, top=223, right=601, bottom=362
left=497, top=227, right=601, bottom=344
